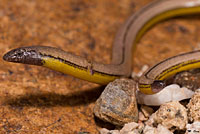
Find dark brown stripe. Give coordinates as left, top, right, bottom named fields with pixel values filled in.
left=139, top=85, right=151, bottom=89
left=41, top=54, right=120, bottom=77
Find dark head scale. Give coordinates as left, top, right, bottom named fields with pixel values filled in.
left=3, top=47, right=43, bottom=66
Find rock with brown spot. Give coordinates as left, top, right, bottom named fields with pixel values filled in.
left=173, top=69, right=200, bottom=91
left=94, top=78, right=138, bottom=126
left=143, top=124, right=173, bottom=134
left=153, top=101, right=187, bottom=131
left=187, top=89, right=200, bottom=122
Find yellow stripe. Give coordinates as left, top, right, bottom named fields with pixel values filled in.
left=42, top=57, right=118, bottom=85
left=135, top=7, right=200, bottom=45
left=156, top=59, right=200, bottom=80
left=139, top=60, right=200, bottom=94
left=137, top=7, right=200, bottom=94
left=138, top=84, right=153, bottom=94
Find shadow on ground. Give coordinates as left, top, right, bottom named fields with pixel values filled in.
left=3, top=86, right=105, bottom=107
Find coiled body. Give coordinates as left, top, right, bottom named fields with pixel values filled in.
left=3, top=0, right=200, bottom=94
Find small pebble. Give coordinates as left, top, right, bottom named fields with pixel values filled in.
left=187, top=89, right=200, bottom=122
left=99, top=128, right=120, bottom=134
left=146, top=101, right=187, bottom=131
left=138, top=111, right=148, bottom=122
left=120, top=122, right=139, bottom=134
left=94, top=78, right=138, bottom=126
left=173, top=69, right=200, bottom=91
left=137, top=84, right=194, bottom=106
left=140, top=105, right=154, bottom=118
left=186, top=122, right=200, bottom=134
left=143, top=124, right=173, bottom=134
left=131, top=65, right=149, bottom=78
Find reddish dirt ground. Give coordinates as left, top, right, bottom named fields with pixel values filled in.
left=0, top=0, right=199, bottom=133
